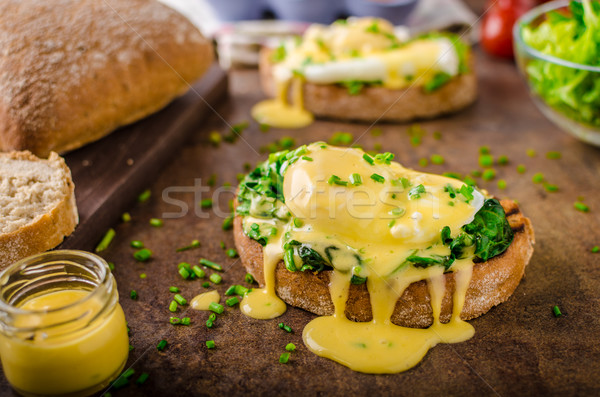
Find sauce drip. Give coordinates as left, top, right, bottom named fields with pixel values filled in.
left=191, top=290, right=221, bottom=311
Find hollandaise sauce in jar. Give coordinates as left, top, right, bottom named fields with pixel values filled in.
left=0, top=250, right=129, bottom=396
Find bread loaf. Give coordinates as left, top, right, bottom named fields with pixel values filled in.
left=0, top=0, right=214, bottom=157
left=0, top=151, right=78, bottom=269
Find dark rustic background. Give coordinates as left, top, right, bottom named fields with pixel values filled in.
left=2, top=1, right=600, bottom=396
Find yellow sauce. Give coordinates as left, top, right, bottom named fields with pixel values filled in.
left=252, top=17, right=459, bottom=128
left=251, top=78, right=313, bottom=129
left=239, top=144, right=484, bottom=373
left=191, top=290, right=221, bottom=311
left=0, top=290, right=129, bottom=395
left=241, top=232, right=287, bottom=319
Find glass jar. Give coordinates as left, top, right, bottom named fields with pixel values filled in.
left=0, top=250, right=129, bottom=397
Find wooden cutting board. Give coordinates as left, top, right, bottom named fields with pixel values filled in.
left=59, top=64, right=228, bottom=251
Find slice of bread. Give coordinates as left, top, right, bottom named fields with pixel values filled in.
left=234, top=199, right=534, bottom=328
left=0, top=151, right=78, bottom=269
left=259, top=48, right=477, bottom=123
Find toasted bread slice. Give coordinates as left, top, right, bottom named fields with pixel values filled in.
left=234, top=199, right=534, bottom=328
left=258, top=48, right=478, bottom=123
left=0, top=151, right=78, bottom=269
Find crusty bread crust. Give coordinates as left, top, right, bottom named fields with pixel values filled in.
left=259, top=48, right=477, bottom=123
left=234, top=200, right=534, bottom=328
left=0, top=151, right=78, bottom=269
left=0, top=0, right=214, bottom=157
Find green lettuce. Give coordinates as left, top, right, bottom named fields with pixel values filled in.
left=522, top=0, right=600, bottom=126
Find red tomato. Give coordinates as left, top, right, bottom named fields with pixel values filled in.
left=480, top=0, right=537, bottom=58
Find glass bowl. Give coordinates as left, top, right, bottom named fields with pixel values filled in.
left=513, top=0, right=600, bottom=147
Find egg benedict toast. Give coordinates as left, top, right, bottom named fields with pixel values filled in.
left=233, top=143, right=534, bottom=373
left=252, top=18, right=477, bottom=128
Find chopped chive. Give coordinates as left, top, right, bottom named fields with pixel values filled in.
left=546, top=151, right=561, bottom=159
left=199, top=258, right=223, bottom=272
left=278, top=323, right=292, bottom=333
left=222, top=216, right=234, bottom=231
left=479, top=154, right=494, bottom=167
left=226, top=297, right=239, bottom=306
left=433, top=131, right=442, bottom=140
left=370, top=173, right=385, bottom=183
left=207, top=174, right=217, bottom=187
left=410, top=136, right=421, bottom=146
left=133, top=248, right=152, bottom=262
left=591, top=246, right=599, bottom=253
left=517, top=164, right=526, bottom=174
left=226, top=248, right=238, bottom=258
left=497, top=179, right=507, bottom=190
left=532, top=173, right=545, bottom=183
left=479, top=146, right=490, bottom=154
left=328, top=175, right=347, bottom=186
left=169, top=317, right=181, bottom=325
left=149, top=218, right=163, bottom=227
left=301, top=156, right=313, bottom=161
left=349, top=173, right=362, bottom=186
left=202, top=282, right=210, bottom=288
left=497, top=155, right=509, bottom=165
left=225, top=285, right=237, bottom=296
left=544, top=183, right=559, bottom=192
left=418, top=158, right=428, bottom=167
left=260, top=123, right=270, bottom=132
left=209, top=302, right=224, bottom=314
left=181, top=317, right=191, bottom=325
left=206, top=340, right=216, bottom=349
left=388, top=219, right=396, bottom=228
left=176, top=239, right=201, bottom=252
left=169, top=286, right=179, bottom=293
left=95, top=228, right=116, bottom=253
left=552, top=305, right=562, bottom=317
left=526, top=149, right=536, bottom=157
left=138, top=189, right=151, bottom=203
left=192, top=265, right=206, bottom=278
left=206, top=319, right=214, bottom=328
left=157, top=339, right=168, bottom=351
left=430, top=154, right=445, bottom=165
left=245, top=273, right=255, bottom=284
left=135, top=372, right=149, bottom=386
left=219, top=241, right=226, bottom=250
left=140, top=273, right=146, bottom=279
left=471, top=170, right=482, bottom=177
left=408, top=184, right=426, bottom=199
left=388, top=208, right=405, bottom=217
left=178, top=267, right=190, bottom=279
left=285, top=343, right=296, bottom=352
left=130, top=290, right=138, bottom=300
left=443, top=172, right=462, bottom=180
left=574, top=202, right=590, bottom=212
left=122, top=212, right=132, bottom=223
left=209, top=273, right=222, bottom=284
left=235, top=285, right=249, bottom=295
left=130, top=240, right=144, bottom=249
left=209, top=130, right=221, bottom=146
left=169, top=301, right=178, bottom=312
left=200, top=199, right=213, bottom=209
left=174, top=294, right=187, bottom=306
left=482, top=169, right=496, bottom=181
left=363, top=153, right=374, bottom=165
left=108, top=262, right=115, bottom=271
left=293, top=218, right=304, bottom=228
left=329, top=131, right=354, bottom=145
left=209, top=313, right=217, bottom=322
left=279, top=352, right=291, bottom=364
